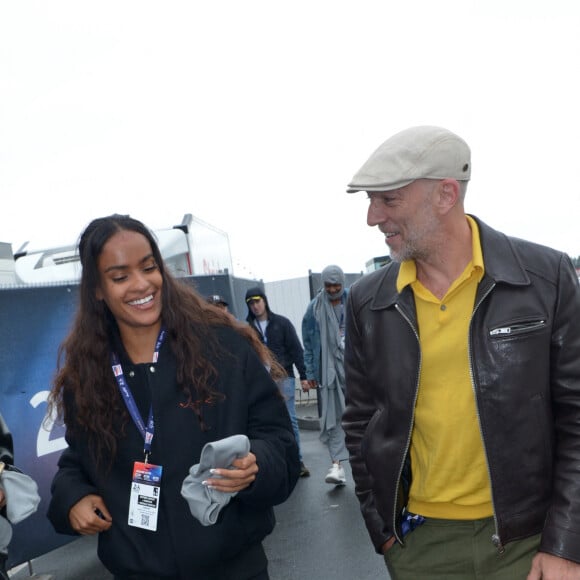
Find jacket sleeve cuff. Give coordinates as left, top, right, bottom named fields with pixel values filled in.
left=539, top=521, right=580, bottom=564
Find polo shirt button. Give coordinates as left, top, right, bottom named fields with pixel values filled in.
left=440, top=304, right=447, bottom=311
left=129, top=371, right=135, bottom=378
left=149, top=366, right=156, bottom=373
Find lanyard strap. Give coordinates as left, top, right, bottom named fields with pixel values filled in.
left=111, top=328, right=166, bottom=460
left=254, top=319, right=267, bottom=343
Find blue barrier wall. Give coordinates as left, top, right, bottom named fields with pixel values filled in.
left=0, top=284, right=79, bottom=566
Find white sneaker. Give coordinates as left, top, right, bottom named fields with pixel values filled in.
left=325, top=463, right=346, bottom=485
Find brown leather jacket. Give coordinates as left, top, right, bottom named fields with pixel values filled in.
left=343, top=216, right=580, bottom=564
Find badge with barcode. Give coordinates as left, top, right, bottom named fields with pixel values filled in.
left=128, top=461, right=162, bottom=531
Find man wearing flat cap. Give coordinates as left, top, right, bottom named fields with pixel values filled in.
left=342, top=126, right=580, bottom=578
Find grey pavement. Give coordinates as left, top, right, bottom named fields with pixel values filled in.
left=9, top=402, right=389, bottom=580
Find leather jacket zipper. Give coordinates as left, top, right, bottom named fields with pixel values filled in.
left=393, top=281, right=505, bottom=551
left=393, top=303, right=422, bottom=546
left=489, top=320, right=546, bottom=337
left=469, top=281, right=505, bottom=553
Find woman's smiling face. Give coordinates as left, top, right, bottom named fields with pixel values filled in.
left=96, top=229, right=163, bottom=335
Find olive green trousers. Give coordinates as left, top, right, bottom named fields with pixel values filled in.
left=384, top=517, right=540, bottom=580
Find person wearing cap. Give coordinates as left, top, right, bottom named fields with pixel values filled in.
left=301, top=266, right=350, bottom=486
left=342, top=126, right=580, bottom=579
left=206, top=294, right=230, bottom=313
left=245, top=287, right=311, bottom=478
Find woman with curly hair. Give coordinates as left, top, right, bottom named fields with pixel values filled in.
left=47, top=215, right=299, bottom=580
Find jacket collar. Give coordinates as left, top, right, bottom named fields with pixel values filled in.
left=369, top=214, right=530, bottom=311
left=471, top=215, right=530, bottom=286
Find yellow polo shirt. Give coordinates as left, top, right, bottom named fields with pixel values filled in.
left=397, top=216, right=493, bottom=519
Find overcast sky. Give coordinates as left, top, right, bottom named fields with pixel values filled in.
left=1, top=1, right=579, bottom=282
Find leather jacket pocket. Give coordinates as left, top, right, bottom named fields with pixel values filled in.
left=361, top=408, right=384, bottom=459
left=489, top=318, right=546, bottom=338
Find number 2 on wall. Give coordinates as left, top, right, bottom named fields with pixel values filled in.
left=30, top=390, right=68, bottom=457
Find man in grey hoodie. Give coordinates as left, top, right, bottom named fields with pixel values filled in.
left=302, top=266, right=349, bottom=485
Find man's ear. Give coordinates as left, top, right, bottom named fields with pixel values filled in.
left=438, top=179, right=461, bottom=213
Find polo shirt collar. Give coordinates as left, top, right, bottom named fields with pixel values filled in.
left=396, top=215, right=485, bottom=293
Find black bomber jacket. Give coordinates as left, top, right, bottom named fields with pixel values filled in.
left=343, top=216, right=580, bottom=563
left=48, top=325, right=300, bottom=578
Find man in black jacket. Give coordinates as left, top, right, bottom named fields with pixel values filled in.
left=245, top=287, right=310, bottom=477
left=343, top=126, right=580, bottom=579
left=0, top=414, right=14, bottom=580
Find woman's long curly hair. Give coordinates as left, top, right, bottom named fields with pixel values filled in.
left=47, top=214, right=285, bottom=465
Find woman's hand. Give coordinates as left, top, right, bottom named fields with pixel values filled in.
left=204, top=452, right=259, bottom=493
left=68, top=494, right=112, bottom=535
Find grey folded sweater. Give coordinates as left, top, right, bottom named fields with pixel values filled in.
left=180, top=434, right=250, bottom=526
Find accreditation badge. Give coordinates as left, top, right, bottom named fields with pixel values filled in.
left=128, top=461, right=163, bottom=532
